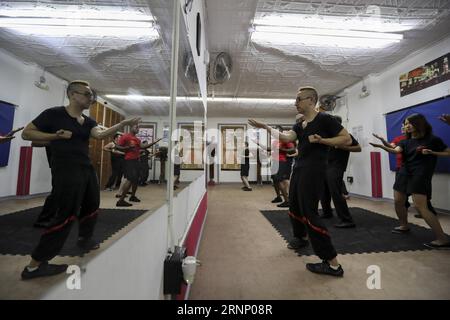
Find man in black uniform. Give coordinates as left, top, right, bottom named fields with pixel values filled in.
left=20, top=80, right=139, bottom=280
left=249, top=86, right=351, bottom=277
left=320, top=115, right=361, bottom=228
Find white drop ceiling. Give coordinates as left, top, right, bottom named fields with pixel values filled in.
left=1, top=0, right=450, bottom=118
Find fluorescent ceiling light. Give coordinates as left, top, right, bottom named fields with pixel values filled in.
left=105, top=95, right=295, bottom=104
left=253, top=14, right=406, bottom=48
left=0, top=4, right=156, bottom=38
left=254, top=14, right=418, bottom=33
left=3, top=25, right=159, bottom=38
left=252, top=30, right=400, bottom=49
left=255, top=26, right=403, bottom=41
left=0, top=8, right=153, bottom=21
left=0, top=18, right=153, bottom=28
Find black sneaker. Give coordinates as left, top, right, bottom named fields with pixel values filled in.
left=129, top=196, right=141, bottom=202
left=21, top=262, right=68, bottom=280
left=77, top=238, right=100, bottom=250
left=277, top=201, right=290, bottom=208
left=116, top=199, right=132, bottom=207
left=287, top=238, right=309, bottom=250
left=391, top=227, right=410, bottom=234
left=33, top=220, right=52, bottom=228
left=423, top=242, right=450, bottom=250
left=242, top=187, right=253, bottom=191
left=271, top=196, right=283, bottom=203
left=334, top=221, right=356, bottom=228
left=306, top=261, right=344, bottom=277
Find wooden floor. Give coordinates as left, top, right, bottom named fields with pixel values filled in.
left=189, top=184, right=450, bottom=300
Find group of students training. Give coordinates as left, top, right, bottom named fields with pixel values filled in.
left=246, top=86, right=450, bottom=277
left=2, top=82, right=449, bottom=280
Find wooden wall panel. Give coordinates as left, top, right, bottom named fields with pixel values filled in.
left=100, top=108, right=113, bottom=188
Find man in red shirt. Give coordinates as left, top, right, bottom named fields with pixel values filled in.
left=116, top=124, right=160, bottom=206
left=254, top=126, right=296, bottom=207
left=273, top=134, right=296, bottom=208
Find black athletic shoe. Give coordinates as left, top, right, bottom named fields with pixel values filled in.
left=306, top=261, right=344, bottom=277
left=129, top=196, right=141, bottom=202
left=334, top=221, right=356, bottom=228
left=271, top=196, right=283, bottom=203
left=116, top=199, right=132, bottom=207
left=242, top=187, right=253, bottom=191
left=33, top=220, right=52, bottom=228
left=277, top=201, right=290, bottom=208
left=287, top=238, right=309, bottom=250
left=21, top=262, right=68, bottom=280
left=77, top=238, right=100, bottom=250
left=391, top=227, right=410, bottom=234
left=423, top=242, right=450, bottom=250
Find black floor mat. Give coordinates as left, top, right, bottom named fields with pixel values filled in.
left=261, top=208, right=441, bottom=255
left=0, top=207, right=147, bottom=256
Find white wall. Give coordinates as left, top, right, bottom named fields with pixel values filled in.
left=139, top=115, right=206, bottom=182
left=334, top=36, right=450, bottom=210
left=0, top=49, right=64, bottom=197
left=0, top=49, right=124, bottom=198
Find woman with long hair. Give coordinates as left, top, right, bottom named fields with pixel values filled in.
left=371, top=113, right=450, bottom=249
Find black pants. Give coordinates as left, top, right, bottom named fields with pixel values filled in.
left=31, top=165, right=100, bottom=262
left=105, top=158, right=123, bottom=189
left=321, top=167, right=354, bottom=223
left=139, top=162, right=150, bottom=185
left=289, top=167, right=337, bottom=261
left=36, top=176, right=57, bottom=223
left=341, top=179, right=348, bottom=195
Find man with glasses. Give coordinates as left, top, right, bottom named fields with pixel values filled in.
left=249, top=86, right=351, bottom=277
left=20, top=80, right=140, bottom=280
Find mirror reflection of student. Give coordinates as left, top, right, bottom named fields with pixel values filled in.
left=103, top=133, right=125, bottom=191
left=240, top=141, right=252, bottom=191
left=173, top=138, right=183, bottom=190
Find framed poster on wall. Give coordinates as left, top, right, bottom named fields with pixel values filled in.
left=137, top=122, right=157, bottom=170
left=219, top=124, right=246, bottom=171
left=399, top=52, right=450, bottom=97
left=178, top=122, right=205, bottom=170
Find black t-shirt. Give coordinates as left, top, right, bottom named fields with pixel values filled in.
left=45, top=146, right=52, bottom=168
left=327, top=134, right=359, bottom=171
left=110, top=142, right=124, bottom=162
left=140, top=149, right=150, bottom=163
left=32, top=106, right=97, bottom=167
left=397, top=135, right=447, bottom=176
left=243, top=148, right=250, bottom=166
left=292, top=112, right=343, bottom=169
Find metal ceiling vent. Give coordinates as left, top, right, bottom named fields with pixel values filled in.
left=208, top=52, right=232, bottom=85
left=319, top=95, right=341, bottom=111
